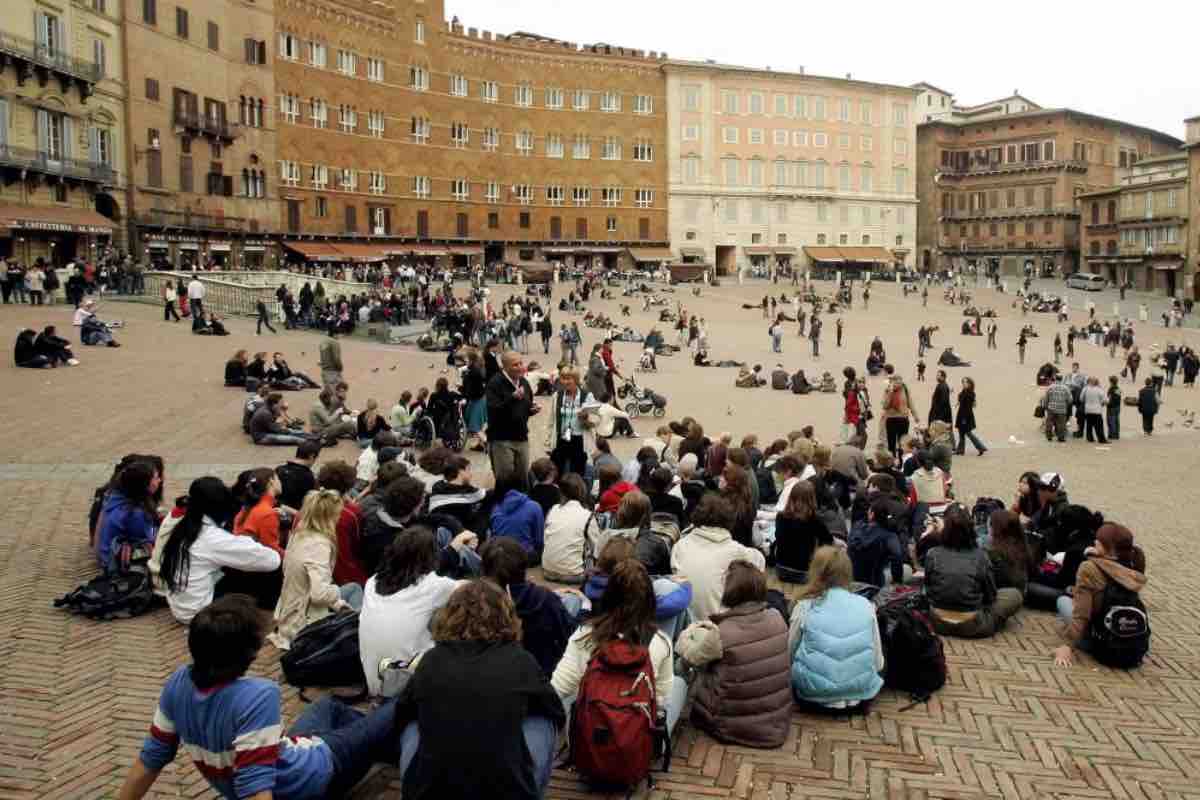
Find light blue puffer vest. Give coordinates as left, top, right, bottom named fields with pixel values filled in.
left=790, top=587, right=884, bottom=704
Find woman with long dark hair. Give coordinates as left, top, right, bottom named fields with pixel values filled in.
left=96, top=460, right=162, bottom=573
left=954, top=376, right=987, bottom=455
left=720, top=463, right=756, bottom=547
left=553, top=559, right=687, bottom=735
left=158, top=477, right=280, bottom=623
left=217, top=468, right=286, bottom=608
left=358, top=525, right=476, bottom=696
left=923, top=506, right=1022, bottom=638
left=773, top=480, right=833, bottom=583
left=986, top=510, right=1032, bottom=596
left=1011, top=471, right=1043, bottom=520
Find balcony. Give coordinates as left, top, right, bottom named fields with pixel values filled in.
left=172, top=109, right=239, bottom=143
left=134, top=208, right=263, bottom=234
left=0, top=30, right=101, bottom=101
left=0, top=142, right=117, bottom=185
left=1120, top=242, right=1183, bottom=258
left=940, top=205, right=1078, bottom=222
left=937, top=159, right=1088, bottom=179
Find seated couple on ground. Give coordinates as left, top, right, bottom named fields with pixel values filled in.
left=14, top=326, right=79, bottom=368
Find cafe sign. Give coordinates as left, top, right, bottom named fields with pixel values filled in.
left=5, top=218, right=111, bottom=234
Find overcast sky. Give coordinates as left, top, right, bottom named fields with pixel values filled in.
left=446, top=0, right=1195, bottom=141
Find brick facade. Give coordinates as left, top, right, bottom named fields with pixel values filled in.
left=916, top=108, right=1181, bottom=280
left=273, top=0, right=668, bottom=269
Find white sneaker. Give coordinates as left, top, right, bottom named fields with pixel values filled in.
left=67, top=358, right=80, bottom=366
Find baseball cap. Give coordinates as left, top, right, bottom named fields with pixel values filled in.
left=1038, top=472, right=1064, bottom=492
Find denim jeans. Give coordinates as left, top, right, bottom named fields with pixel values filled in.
left=288, top=697, right=399, bottom=798
left=255, top=433, right=311, bottom=446
left=955, top=428, right=986, bottom=454
left=398, top=716, right=557, bottom=796
left=1106, top=407, right=1120, bottom=440
left=339, top=582, right=364, bottom=611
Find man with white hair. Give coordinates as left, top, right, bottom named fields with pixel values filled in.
left=486, top=350, right=540, bottom=488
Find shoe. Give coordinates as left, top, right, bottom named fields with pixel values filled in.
left=67, top=358, right=80, bottom=366
left=978, top=450, right=986, bottom=456
left=108, top=341, right=121, bottom=348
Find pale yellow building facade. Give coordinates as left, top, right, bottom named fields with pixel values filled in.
left=0, top=0, right=126, bottom=264
left=666, top=61, right=919, bottom=276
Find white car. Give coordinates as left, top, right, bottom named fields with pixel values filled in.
left=1066, top=273, right=1107, bottom=291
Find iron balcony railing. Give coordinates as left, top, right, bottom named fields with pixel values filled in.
left=938, top=159, right=1088, bottom=177
left=172, top=109, right=238, bottom=141
left=134, top=207, right=263, bottom=233
left=0, top=142, right=116, bottom=184
left=0, top=29, right=102, bottom=83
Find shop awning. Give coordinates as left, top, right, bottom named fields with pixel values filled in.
left=0, top=203, right=114, bottom=234
left=838, top=246, right=895, bottom=263
left=542, top=247, right=576, bottom=254
left=773, top=247, right=798, bottom=255
left=627, top=247, right=674, bottom=262
left=1153, top=261, right=1182, bottom=271
left=589, top=247, right=622, bottom=254
left=209, top=243, right=232, bottom=252
left=332, top=243, right=389, bottom=262
left=446, top=246, right=483, bottom=256
left=803, top=246, right=845, bottom=262
left=386, top=244, right=448, bottom=257
left=679, top=246, right=706, bottom=258
left=743, top=246, right=774, bottom=256
left=283, top=242, right=344, bottom=262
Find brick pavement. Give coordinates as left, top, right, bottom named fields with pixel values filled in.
left=2, top=297, right=1200, bottom=800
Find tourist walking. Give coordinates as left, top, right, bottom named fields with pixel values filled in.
left=162, top=283, right=180, bottom=321
left=954, top=377, right=986, bottom=455
left=809, top=317, right=822, bottom=358
left=928, top=370, right=953, bottom=427
left=1017, top=330, right=1027, bottom=365
left=836, top=318, right=844, bottom=348
left=987, top=321, right=997, bottom=349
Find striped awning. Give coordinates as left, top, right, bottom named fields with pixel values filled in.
left=627, top=247, right=675, bottom=262
left=803, top=246, right=845, bottom=262
left=283, top=242, right=344, bottom=262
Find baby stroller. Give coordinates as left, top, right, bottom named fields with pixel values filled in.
left=620, top=378, right=668, bottom=418
left=425, top=395, right=466, bottom=452
left=636, top=347, right=657, bottom=373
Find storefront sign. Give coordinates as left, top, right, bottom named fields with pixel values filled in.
left=5, top=218, right=111, bottom=234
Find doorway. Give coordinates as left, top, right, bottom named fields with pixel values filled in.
left=714, top=245, right=735, bottom=276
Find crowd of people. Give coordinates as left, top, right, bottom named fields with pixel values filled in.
left=29, top=263, right=1165, bottom=800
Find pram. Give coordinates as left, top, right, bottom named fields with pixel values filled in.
left=636, top=347, right=657, bottom=373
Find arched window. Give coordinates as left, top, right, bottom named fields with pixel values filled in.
left=241, top=169, right=250, bottom=197
left=1106, top=200, right=1116, bottom=223
left=1090, top=202, right=1099, bottom=225
left=239, top=96, right=247, bottom=125
left=256, top=170, right=266, bottom=198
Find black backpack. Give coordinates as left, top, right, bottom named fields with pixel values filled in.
left=972, top=497, right=1006, bottom=539
left=876, top=592, right=946, bottom=703
left=280, top=612, right=367, bottom=696
left=54, top=550, right=155, bottom=621
left=1088, top=576, right=1150, bottom=669
left=755, top=467, right=779, bottom=506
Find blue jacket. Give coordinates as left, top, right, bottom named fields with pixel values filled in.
left=584, top=574, right=692, bottom=622
left=790, top=587, right=883, bottom=704
left=96, top=490, right=158, bottom=572
left=510, top=582, right=577, bottom=678
left=847, top=521, right=904, bottom=587
left=489, top=490, right=545, bottom=555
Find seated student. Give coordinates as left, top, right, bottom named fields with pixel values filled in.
left=249, top=393, right=313, bottom=447
left=773, top=481, right=834, bottom=583
left=906, top=449, right=949, bottom=510
left=594, top=461, right=635, bottom=514
left=987, top=510, right=1033, bottom=597
left=922, top=506, right=1022, bottom=638
left=78, top=304, right=120, bottom=346
left=489, top=481, right=546, bottom=563
left=269, top=490, right=363, bottom=650
left=35, top=325, right=78, bottom=366
left=225, top=349, right=249, bottom=387
left=356, top=398, right=392, bottom=447
left=315, top=460, right=370, bottom=588
left=584, top=537, right=692, bottom=640
left=242, top=385, right=270, bottom=435
left=157, top=478, right=281, bottom=624
left=96, top=460, right=161, bottom=574
left=191, top=311, right=217, bottom=335
left=553, top=559, right=687, bottom=736
left=645, top=466, right=686, bottom=525
left=590, top=489, right=671, bottom=578
left=221, top=468, right=286, bottom=610
left=118, top=595, right=398, bottom=800
left=847, top=498, right=905, bottom=588
left=1054, top=522, right=1148, bottom=667
left=269, top=352, right=321, bottom=389
left=310, top=384, right=358, bottom=442
left=788, top=546, right=884, bottom=710
left=671, top=493, right=767, bottom=623
left=528, top=458, right=561, bottom=518
left=542, top=474, right=592, bottom=585
left=735, top=364, right=765, bottom=388
left=408, top=446, right=452, bottom=493
left=426, top=455, right=488, bottom=533
left=937, top=346, right=970, bottom=367
left=770, top=364, right=790, bottom=390
left=358, top=525, right=477, bottom=696
left=482, top=537, right=580, bottom=677
left=395, top=580, right=564, bottom=799
left=390, top=390, right=415, bottom=434
left=355, top=431, right=396, bottom=494
left=678, top=560, right=792, bottom=748
left=246, top=352, right=272, bottom=383
left=15, top=328, right=51, bottom=368
left=790, top=369, right=812, bottom=394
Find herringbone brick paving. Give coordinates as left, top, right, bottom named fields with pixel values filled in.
left=2, top=297, right=1199, bottom=799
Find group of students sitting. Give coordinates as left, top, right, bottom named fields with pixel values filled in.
left=14, top=325, right=79, bottom=368
left=92, top=399, right=1149, bottom=799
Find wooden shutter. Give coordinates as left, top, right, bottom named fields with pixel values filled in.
left=61, top=117, right=73, bottom=160
left=257, top=40, right=267, bottom=64
left=36, top=109, right=49, bottom=153
left=383, top=208, right=391, bottom=235
left=344, top=204, right=357, bottom=232
left=179, top=156, right=193, bottom=192
left=639, top=217, right=650, bottom=240
left=416, top=210, right=429, bottom=237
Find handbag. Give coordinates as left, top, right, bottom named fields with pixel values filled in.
left=378, top=657, right=414, bottom=698
left=1033, top=404, right=1045, bottom=419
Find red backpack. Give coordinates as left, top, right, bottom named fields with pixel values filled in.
left=570, top=637, right=666, bottom=788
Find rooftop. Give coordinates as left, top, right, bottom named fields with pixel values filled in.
left=666, top=59, right=920, bottom=94
left=920, top=107, right=1183, bottom=147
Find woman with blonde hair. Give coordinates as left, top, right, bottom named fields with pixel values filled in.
left=269, top=489, right=363, bottom=649
left=395, top=580, right=564, bottom=798
left=787, top=546, right=884, bottom=710
left=356, top=397, right=391, bottom=447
